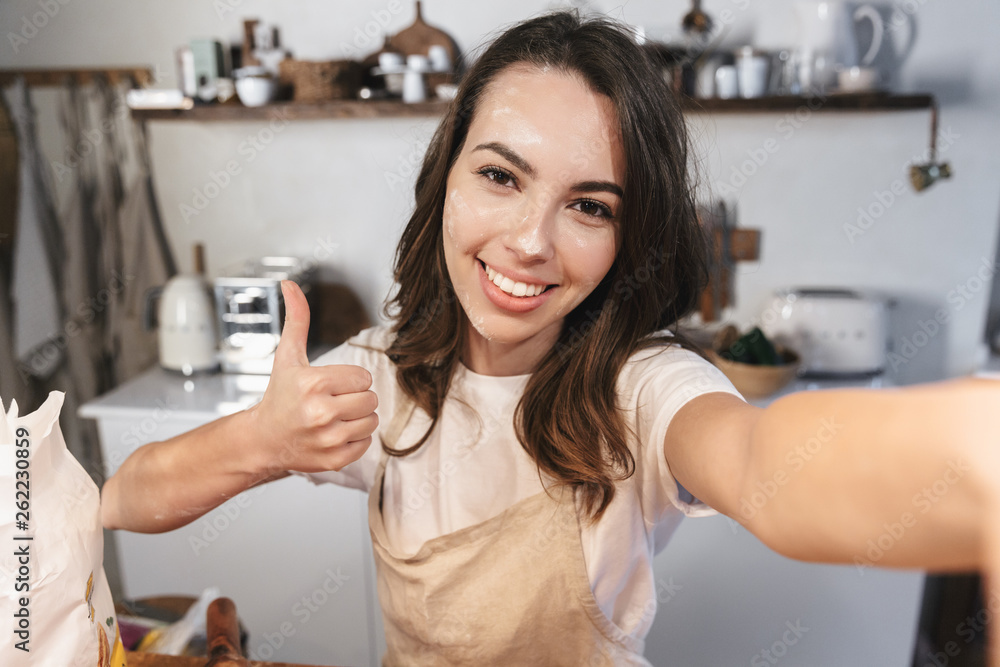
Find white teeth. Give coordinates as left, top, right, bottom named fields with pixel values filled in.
left=482, top=262, right=547, bottom=298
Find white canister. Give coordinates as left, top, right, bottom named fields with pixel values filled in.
left=736, top=47, right=770, bottom=98
left=402, top=69, right=427, bottom=103
left=714, top=66, right=738, bottom=99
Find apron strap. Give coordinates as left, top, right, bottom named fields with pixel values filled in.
left=375, top=388, right=416, bottom=514
left=382, top=391, right=416, bottom=452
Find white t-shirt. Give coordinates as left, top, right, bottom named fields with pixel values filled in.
left=293, top=326, right=744, bottom=641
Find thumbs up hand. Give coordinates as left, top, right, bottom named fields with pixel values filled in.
left=246, top=280, right=378, bottom=477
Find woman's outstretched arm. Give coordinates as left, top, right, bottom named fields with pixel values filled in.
left=665, top=381, right=997, bottom=572
left=101, top=281, right=378, bottom=533
left=667, top=380, right=1000, bottom=661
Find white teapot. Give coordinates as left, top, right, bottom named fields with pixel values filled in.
left=794, top=1, right=913, bottom=91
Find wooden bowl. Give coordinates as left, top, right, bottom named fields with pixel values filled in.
left=707, top=347, right=801, bottom=399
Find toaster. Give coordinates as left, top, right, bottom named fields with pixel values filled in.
left=758, top=288, right=889, bottom=377
left=214, top=256, right=316, bottom=374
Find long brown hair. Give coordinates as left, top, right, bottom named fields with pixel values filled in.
left=384, top=11, right=709, bottom=519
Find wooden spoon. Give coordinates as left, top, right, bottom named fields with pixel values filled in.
left=203, top=598, right=247, bottom=667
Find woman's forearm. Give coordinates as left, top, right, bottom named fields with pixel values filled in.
left=739, top=378, right=998, bottom=572
left=101, top=408, right=273, bottom=534
left=100, top=281, right=378, bottom=534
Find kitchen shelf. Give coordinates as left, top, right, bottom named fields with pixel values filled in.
left=129, top=92, right=934, bottom=122
left=130, top=99, right=450, bottom=121
left=0, top=67, right=155, bottom=87
left=684, top=92, right=934, bottom=113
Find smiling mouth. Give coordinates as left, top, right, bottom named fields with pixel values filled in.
left=479, top=260, right=553, bottom=298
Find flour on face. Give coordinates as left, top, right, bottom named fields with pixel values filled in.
left=455, top=286, right=494, bottom=341
left=517, top=216, right=545, bottom=256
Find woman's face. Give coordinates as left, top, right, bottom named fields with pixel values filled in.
left=442, top=64, right=624, bottom=371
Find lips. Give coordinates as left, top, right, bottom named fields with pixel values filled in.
left=476, top=260, right=555, bottom=313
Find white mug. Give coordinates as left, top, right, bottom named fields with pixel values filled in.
left=406, top=54, right=430, bottom=73
left=428, top=45, right=451, bottom=72
left=378, top=51, right=404, bottom=72
left=715, top=66, right=738, bottom=99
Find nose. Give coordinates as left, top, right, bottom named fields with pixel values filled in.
left=504, top=195, right=556, bottom=263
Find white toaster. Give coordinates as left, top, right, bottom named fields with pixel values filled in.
left=759, top=288, right=889, bottom=377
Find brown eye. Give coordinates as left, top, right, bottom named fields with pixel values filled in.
left=572, top=199, right=614, bottom=220
left=478, top=166, right=515, bottom=187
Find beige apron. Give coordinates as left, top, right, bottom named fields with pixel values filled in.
left=369, top=397, right=651, bottom=666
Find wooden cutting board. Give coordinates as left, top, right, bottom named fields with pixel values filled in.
left=389, top=1, right=460, bottom=69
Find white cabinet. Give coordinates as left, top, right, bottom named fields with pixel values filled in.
left=81, top=368, right=383, bottom=666
left=648, top=515, right=923, bottom=665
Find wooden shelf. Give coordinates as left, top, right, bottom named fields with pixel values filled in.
left=130, top=99, right=451, bottom=121
left=683, top=92, right=934, bottom=113
left=129, top=92, right=934, bottom=122
left=0, top=67, right=155, bottom=87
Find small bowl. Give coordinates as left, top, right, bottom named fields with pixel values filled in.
left=708, top=346, right=801, bottom=399
left=235, top=75, right=278, bottom=107
left=837, top=66, right=881, bottom=93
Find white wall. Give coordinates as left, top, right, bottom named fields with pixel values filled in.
left=3, top=0, right=999, bottom=385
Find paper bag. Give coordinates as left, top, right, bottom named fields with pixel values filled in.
left=0, top=391, right=126, bottom=666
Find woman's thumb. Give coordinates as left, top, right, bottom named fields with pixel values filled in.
left=274, top=280, right=311, bottom=368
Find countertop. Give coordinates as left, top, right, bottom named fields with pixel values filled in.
left=79, top=344, right=336, bottom=421
left=79, top=367, right=269, bottom=421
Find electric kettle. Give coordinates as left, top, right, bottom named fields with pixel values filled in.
left=144, top=244, right=218, bottom=375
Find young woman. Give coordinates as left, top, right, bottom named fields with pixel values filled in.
left=102, top=12, right=1000, bottom=666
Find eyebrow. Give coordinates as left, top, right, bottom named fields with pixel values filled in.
left=472, top=141, right=623, bottom=199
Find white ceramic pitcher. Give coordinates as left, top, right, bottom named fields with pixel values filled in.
left=795, top=1, right=885, bottom=89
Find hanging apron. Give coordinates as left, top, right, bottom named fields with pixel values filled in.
left=369, top=397, right=651, bottom=666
